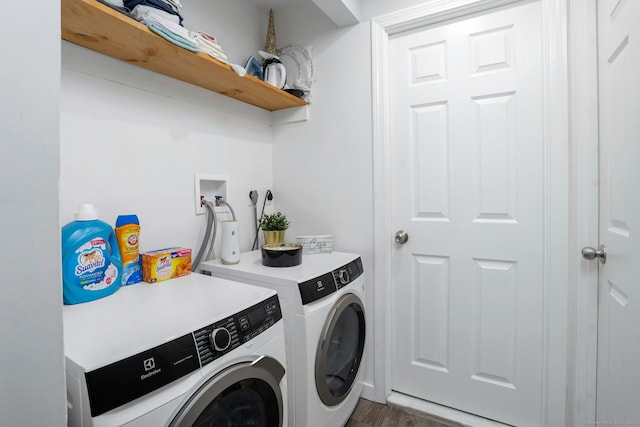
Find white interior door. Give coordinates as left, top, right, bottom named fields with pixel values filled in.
left=389, top=2, right=551, bottom=426
left=596, top=0, right=640, bottom=422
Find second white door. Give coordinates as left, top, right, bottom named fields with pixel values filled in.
left=389, top=2, right=553, bottom=426
left=596, top=0, right=640, bottom=422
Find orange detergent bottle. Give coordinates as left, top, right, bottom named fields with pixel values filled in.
left=115, top=215, right=142, bottom=285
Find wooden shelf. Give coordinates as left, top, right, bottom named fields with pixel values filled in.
left=61, top=0, right=306, bottom=111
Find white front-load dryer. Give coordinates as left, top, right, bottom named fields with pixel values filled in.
left=63, top=273, right=287, bottom=427
left=202, top=251, right=366, bottom=427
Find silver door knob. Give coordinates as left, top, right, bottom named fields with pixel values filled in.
left=582, top=244, right=606, bottom=264
left=394, top=230, right=409, bottom=244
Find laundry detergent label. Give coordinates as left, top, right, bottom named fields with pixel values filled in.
left=155, top=255, right=173, bottom=280
left=74, top=239, right=119, bottom=291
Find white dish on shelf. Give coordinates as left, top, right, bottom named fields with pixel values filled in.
left=278, top=45, right=313, bottom=96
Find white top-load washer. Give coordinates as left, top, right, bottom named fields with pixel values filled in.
left=64, top=273, right=287, bottom=427
left=201, top=251, right=366, bottom=427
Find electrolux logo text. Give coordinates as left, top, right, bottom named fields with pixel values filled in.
left=144, top=357, right=155, bottom=371
left=141, top=357, right=161, bottom=380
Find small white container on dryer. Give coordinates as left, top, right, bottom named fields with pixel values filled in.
left=220, top=220, right=240, bottom=265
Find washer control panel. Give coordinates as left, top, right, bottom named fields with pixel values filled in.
left=84, top=294, right=282, bottom=417
left=194, top=294, right=282, bottom=367
left=298, top=257, right=364, bottom=305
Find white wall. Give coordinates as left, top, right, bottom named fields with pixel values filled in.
left=60, top=0, right=276, bottom=264
left=61, top=46, right=273, bottom=259
left=0, top=4, right=66, bottom=427
left=273, top=3, right=377, bottom=399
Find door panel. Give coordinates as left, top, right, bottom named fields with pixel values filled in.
left=390, top=2, right=545, bottom=425
left=596, top=0, right=640, bottom=421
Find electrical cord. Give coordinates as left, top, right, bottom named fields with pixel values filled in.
left=249, top=190, right=258, bottom=205
left=250, top=190, right=258, bottom=250
left=252, top=189, right=272, bottom=250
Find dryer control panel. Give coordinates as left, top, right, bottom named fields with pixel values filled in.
left=333, top=257, right=364, bottom=290
left=298, top=257, right=364, bottom=305
left=83, top=294, right=282, bottom=417
left=194, top=294, right=282, bottom=367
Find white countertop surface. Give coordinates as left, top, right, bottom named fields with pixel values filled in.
left=63, top=273, right=276, bottom=370
left=201, top=251, right=360, bottom=285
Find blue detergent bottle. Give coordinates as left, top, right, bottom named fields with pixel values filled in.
left=61, top=204, right=123, bottom=305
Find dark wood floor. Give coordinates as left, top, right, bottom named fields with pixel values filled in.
left=345, top=398, right=457, bottom=427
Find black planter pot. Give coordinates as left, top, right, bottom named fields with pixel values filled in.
left=261, top=243, right=303, bottom=267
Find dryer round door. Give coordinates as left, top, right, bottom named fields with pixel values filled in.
left=315, top=292, right=366, bottom=406
left=169, top=356, right=285, bottom=427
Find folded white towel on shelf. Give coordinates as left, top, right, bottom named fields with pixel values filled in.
left=139, top=10, right=198, bottom=49
left=141, top=12, right=192, bottom=38
left=131, top=5, right=180, bottom=24
left=191, top=32, right=229, bottom=64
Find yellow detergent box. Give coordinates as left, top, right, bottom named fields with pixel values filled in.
left=142, top=247, right=192, bottom=283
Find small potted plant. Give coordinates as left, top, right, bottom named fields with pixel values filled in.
left=260, top=212, right=290, bottom=245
